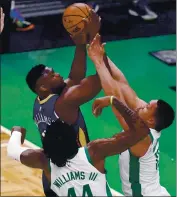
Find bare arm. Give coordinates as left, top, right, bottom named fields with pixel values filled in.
left=87, top=34, right=141, bottom=110
left=7, top=127, right=49, bottom=174
left=19, top=147, right=51, bottom=181
left=20, top=149, right=47, bottom=169
left=111, top=104, right=151, bottom=157
left=59, top=74, right=101, bottom=108
left=66, top=44, right=87, bottom=86
left=89, top=96, right=150, bottom=160
left=103, top=54, right=128, bottom=84
left=66, top=10, right=101, bottom=86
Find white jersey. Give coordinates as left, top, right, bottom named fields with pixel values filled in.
left=119, top=128, right=170, bottom=196
left=50, top=147, right=112, bottom=196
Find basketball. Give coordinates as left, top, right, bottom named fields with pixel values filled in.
left=62, top=3, right=91, bottom=35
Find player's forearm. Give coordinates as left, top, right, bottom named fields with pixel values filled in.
left=111, top=96, right=149, bottom=134
left=111, top=106, right=129, bottom=131
left=82, top=73, right=102, bottom=100
left=68, top=45, right=87, bottom=84
left=7, top=131, right=44, bottom=170
left=104, top=55, right=128, bottom=84
left=94, top=60, right=118, bottom=96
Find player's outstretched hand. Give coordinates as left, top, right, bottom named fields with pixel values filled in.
left=11, top=126, right=26, bottom=144
left=87, top=9, right=101, bottom=42
left=92, top=96, right=111, bottom=117
left=87, top=33, right=106, bottom=65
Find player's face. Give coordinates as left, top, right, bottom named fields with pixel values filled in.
left=145, top=100, right=158, bottom=114
left=138, top=100, right=158, bottom=120
left=37, top=67, right=65, bottom=93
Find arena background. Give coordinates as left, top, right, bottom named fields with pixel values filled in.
left=1, top=0, right=176, bottom=196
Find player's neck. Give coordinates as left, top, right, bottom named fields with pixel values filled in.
left=138, top=111, right=154, bottom=129
left=38, top=92, right=51, bottom=100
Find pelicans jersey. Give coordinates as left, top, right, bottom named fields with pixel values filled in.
left=50, top=147, right=112, bottom=196
left=119, top=128, right=170, bottom=196
left=33, top=94, right=89, bottom=147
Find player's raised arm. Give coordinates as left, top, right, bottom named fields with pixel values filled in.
left=66, top=41, right=87, bottom=86
left=57, top=73, right=101, bottom=108
left=66, top=10, right=101, bottom=86
left=89, top=96, right=150, bottom=159
left=87, top=34, right=141, bottom=110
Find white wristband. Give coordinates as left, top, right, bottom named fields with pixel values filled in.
left=7, top=131, right=30, bottom=162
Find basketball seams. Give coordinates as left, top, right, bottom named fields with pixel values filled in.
left=63, top=3, right=91, bottom=34
left=72, top=5, right=88, bottom=17
left=63, top=15, right=85, bottom=18
left=84, top=5, right=90, bottom=15
left=65, top=15, right=89, bottom=30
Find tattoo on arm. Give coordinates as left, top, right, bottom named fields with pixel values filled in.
left=112, top=97, right=147, bottom=131
left=89, top=97, right=150, bottom=160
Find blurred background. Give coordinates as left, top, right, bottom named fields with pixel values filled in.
left=0, top=0, right=176, bottom=53
left=0, top=0, right=176, bottom=196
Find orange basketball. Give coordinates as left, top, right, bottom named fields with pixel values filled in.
left=62, top=3, right=91, bottom=35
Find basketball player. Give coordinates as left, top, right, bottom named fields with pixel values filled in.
left=25, top=10, right=101, bottom=197
left=87, top=34, right=175, bottom=196
left=8, top=95, right=151, bottom=196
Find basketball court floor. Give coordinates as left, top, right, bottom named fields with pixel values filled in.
left=1, top=34, right=176, bottom=196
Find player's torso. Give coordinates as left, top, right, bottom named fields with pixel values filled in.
left=50, top=147, right=112, bottom=196
left=119, top=129, right=169, bottom=196
left=33, top=94, right=89, bottom=146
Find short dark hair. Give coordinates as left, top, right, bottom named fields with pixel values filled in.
left=43, top=120, right=79, bottom=167
left=26, top=64, right=46, bottom=93
left=154, top=99, right=175, bottom=131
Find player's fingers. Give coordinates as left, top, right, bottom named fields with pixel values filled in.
left=90, top=34, right=98, bottom=46
left=102, top=42, right=106, bottom=46
left=94, top=107, right=102, bottom=117
left=81, top=18, right=88, bottom=30
left=90, top=39, right=95, bottom=48
left=94, top=34, right=101, bottom=46
left=92, top=101, right=99, bottom=112
left=101, top=42, right=106, bottom=52
left=86, top=44, right=90, bottom=49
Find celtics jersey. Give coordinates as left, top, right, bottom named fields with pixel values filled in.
left=119, top=129, right=170, bottom=196
left=50, top=147, right=112, bottom=196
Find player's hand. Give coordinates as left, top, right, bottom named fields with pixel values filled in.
left=70, top=18, right=89, bottom=45
left=11, top=126, right=26, bottom=144
left=92, top=96, right=111, bottom=117
left=87, top=33, right=106, bottom=65
left=0, top=8, right=5, bottom=34
left=87, top=9, right=101, bottom=42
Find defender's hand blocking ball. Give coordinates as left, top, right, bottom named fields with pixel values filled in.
left=62, top=3, right=101, bottom=43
